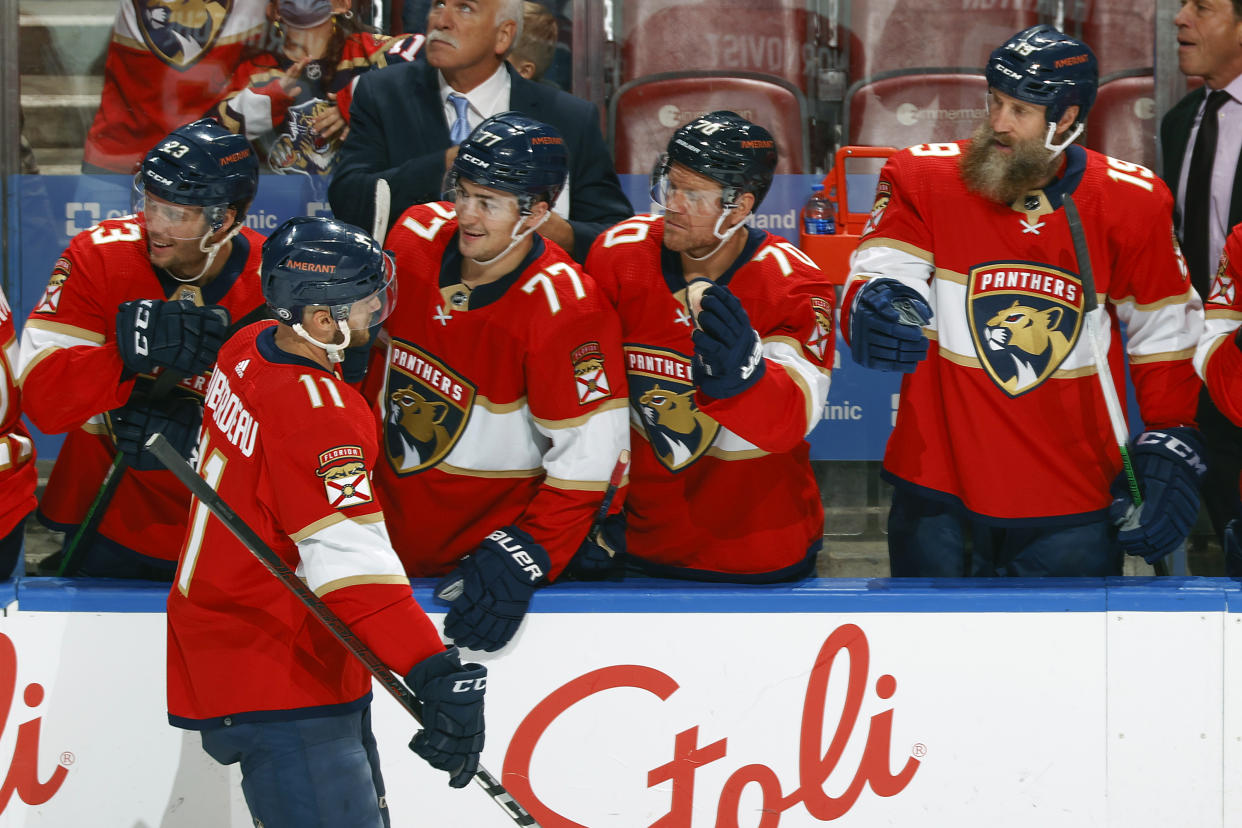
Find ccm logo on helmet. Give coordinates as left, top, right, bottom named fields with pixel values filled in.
left=460, top=153, right=490, bottom=168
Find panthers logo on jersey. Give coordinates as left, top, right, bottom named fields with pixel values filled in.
left=626, top=345, right=719, bottom=472
left=133, top=0, right=232, bottom=70
left=967, top=262, right=1084, bottom=397
left=268, top=99, right=338, bottom=176
left=384, top=339, right=475, bottom=475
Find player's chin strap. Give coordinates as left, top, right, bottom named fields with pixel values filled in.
left=1043, top=121, right=1084, bottom=160
left=469, top=210, right=551, bottom=267
left=170, top=222, right=244, bottom=284
left=684, top=207, right=745, bottom=262
left=293, top=320, right=352, bottom=364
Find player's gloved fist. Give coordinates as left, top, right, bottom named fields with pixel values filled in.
left=404, top=646, right=486, bottom=788
left=116, top=299, right=230, bottom=377
left=691, top=284, right=765, bottom=399
left=109, top=396, right=203, bottom=471
left=565, top=512, right=626, bottom=581
left=1108, top=427, right=1207, bottom=564
left=848, top=278, right=932, bottom=372
left=435, top=526, right=550, bottom=652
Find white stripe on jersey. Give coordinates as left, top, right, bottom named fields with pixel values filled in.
left=534, top=401, right=629, bottom=485
left=18, top=322, right=102, bottom=383
left=763, top=339, right=831, bottom=434
left=297, top=516, right=409, bottom=596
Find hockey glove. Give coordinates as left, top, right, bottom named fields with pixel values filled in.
left=116, top=299, right=230, bottom=377
left=435, top=526, right=550, bottom=652
left=404, top=646, right=486, bottom=788
left=691, top=284, right=765, bottom=399
left=565, top=512, right=627, bottom=581
left=1108, top=427, right=1207, bottom=564
left=848, top=278, right=932, bottom=372
left=109, top=395, right=203, bottom=471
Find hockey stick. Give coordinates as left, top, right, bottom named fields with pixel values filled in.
left=373, top=177, right=391, bottom=242
left=585, top=449, right=631, bottom=553
left=1062, top=194, right=1168, bottom=577
left=57, top=304, right=267, bottom=576
left=144, top=432, right=542, bottom=828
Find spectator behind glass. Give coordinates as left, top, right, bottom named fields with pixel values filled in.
left=212, top=0, right=425, bottom=188
left=82, top=0, right=268, bottom=173
left=507, top=1, right=556, bottom=83
left=328, top=0, right=632, bottom=262
left=1158, top=0, right=1242, bottom=573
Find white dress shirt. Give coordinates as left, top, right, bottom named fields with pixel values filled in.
left=1176, top=73, right=1242, bottom=274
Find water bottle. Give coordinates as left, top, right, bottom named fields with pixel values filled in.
left=801, top=187, right=836, bottom=235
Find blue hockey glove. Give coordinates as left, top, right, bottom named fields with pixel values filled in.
left=565, top=512, right=627, bottom=581
left=116, top=299, right=229, bottom=377
left=109, top=395, right=202, bottom=471
left=435, top=526, right=550, bottom=652
left=404, top=646, right=486, bottom=788
left=848, top=278, right=932, bottom=372
left=691, top=284, right=765, bottom=399
left=1108, top=427, right=1207, bottom=564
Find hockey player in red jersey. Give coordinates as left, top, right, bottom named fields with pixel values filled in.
left=19, top=119, right=265, bottom=579
left=572, top=111, right=834, bottom=582
left=167, top=216, right=486, bottom=826
left=0, top=288, right=36, bottom=578
left=372, top=113, right=628, bottom=652
left=83, top=0, right=268, bottom=173
left=213, top=0, right=425, bottom=181
left=842, top=26, right=1206, bottom=577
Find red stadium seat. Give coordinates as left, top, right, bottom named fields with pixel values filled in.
left=846, top=72, right=988, bottom=148
left=1086, top=71, right=1157, bottom=171
left=609, top=72, right=809, bottom=174
left=845, top=0, right=1037, bottom=82
left=1066, top=0, right=1155, bottom=77
left=619, top=1, right=817, bottom=90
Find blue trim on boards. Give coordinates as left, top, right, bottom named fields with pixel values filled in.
left=11, top=576, right=1242, bottom=614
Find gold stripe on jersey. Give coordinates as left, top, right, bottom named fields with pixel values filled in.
left=1112, top=290, right=1198, bottom=312
left=1129, top=347, right=1196, bottom=365
left=1206, top=308, right=1242, bottom=320
left=475, top=396, right=528, bottom=415
left=290, top=511, right=350, bottom=544
left=544, top=476, right=613, bottom=492
left=1203, top=335, right=1230, bottom=368
left=436, top=463, right=543, bottom=479
left=23, top=318, right=106, bottom=344
left=763, top=339, right=819, bottom=430
left=933, top=267, right=968, bottom=286
left=533, top=397, right=628, bottom=430
left=766, top=334, right=832, bottom=378
left=857, top=236, right=933, bottom=263
left=314, top=574, right=412, bottom=598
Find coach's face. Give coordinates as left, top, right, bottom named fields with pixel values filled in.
left=1175, top=0, right=1242, bottom=87
left=426, top=0, right=515, bottom=74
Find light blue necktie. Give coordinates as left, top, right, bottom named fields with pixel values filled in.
left=448, top=93, right=471, bottom=145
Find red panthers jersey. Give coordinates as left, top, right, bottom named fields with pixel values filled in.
left=843, top=142, right=1202, bottom=523
left=214, top=32, right=424, bottom=176
left=586, top=218, right=834, bottom=580
left=83, top=0, right=267, bottom=172
left=167, top=323, right=442, bottom=727
left=371, top=202, right=629, bottom=577
left=0, top=289, right=36, bottom=542
left=19, top=217, right=266, bottom=562
left=1198, top=224, right=1242, bottom=433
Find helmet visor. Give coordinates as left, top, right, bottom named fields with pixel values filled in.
left=442, top=171, right=523, bottom=219
left=132, top=175, right=227, bottom=240
left=649, top=155, right=725, bottom=217
left=335, top=253, right=398, bottom=333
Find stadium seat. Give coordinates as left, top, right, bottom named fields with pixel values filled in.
left=845, top=0, right=1037, bottom=82
left=609, top=72, right=810, bottom=174
left=845, top=71, right=987, bottom=148
left=1086, top=71, right=1157, bottom=171
left=619, top=0, right=817, bottom=91
left=1064, top=0, right=1155, bottom=77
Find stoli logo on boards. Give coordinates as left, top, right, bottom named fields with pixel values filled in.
left=0, top=633, right=70, bottom=813
left=503, top=623, right=921, bottom=825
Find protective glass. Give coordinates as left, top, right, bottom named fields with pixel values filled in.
left=649, top=154, right=724, bottom=216
left=333, top=254, right=398, bottom=333
left=132, top=176, right=223, bottom=240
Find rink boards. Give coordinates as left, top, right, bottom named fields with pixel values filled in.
left=0, top=577, right=1236, bottom=827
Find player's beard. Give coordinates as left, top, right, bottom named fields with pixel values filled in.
left=960, top=122, right=1059, bottom=206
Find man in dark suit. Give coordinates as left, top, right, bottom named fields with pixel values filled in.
left=1159, top=0, right=1242, bottom=569
left=329, top=0, right=632, bottom=262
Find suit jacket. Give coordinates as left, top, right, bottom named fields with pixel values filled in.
left=1159, top=87, right=1242, bottom=237
left=328, top=60, right=633, bottom=262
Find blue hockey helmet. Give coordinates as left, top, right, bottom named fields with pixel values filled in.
left=261, top=216, right=396, bottom=331
left=656, top=110, right=778, bottom=210
left=986, top=25, right=1098, bottom=127
left=444, top=112, right=568, bottom=213
left=135, top=118, right=260, bottom=233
